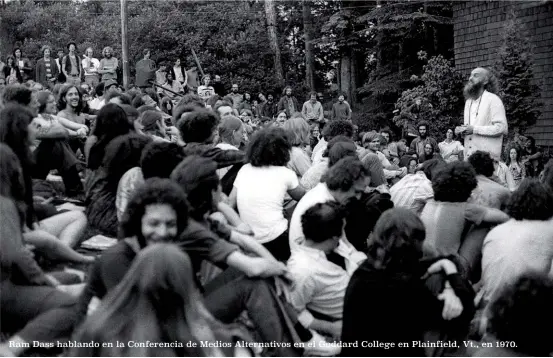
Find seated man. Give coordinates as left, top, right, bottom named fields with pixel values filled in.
left=288, top=202, right=366, bottom=339
left=467, top=151, right=511, bottom=210
left=420, top=162, right=510, bottom=275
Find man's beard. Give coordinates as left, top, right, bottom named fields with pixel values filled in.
left=232, top=89, right=237, bottom=93
left=464, top=81, right=483, bottom=100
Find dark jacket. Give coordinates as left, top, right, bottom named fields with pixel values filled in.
left=213, top=82, right=225, bottom=96
left=341, top=257, right=475, bottom=357
left=259, top=101, right=278, bottom=119
left=2, top=65, right=23, bottom=83
left=182, top=142, right=245, bottom=169
left=277, top=96, right=300, bottom=117
left=134, top=58, right=156, bottom=87
left=35, top=57, right=60, bottom=87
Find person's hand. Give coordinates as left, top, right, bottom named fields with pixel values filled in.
left=424, top=259, right=458, bottom=277
left=327, top=320, right=343, bottom=339
left=375, top=184, right=390, bottom=194
left=254, top=258, right=288, bottom=278
left=455, top=126, right=466, bottom=136
left=398, top=167, right=408, bottom=178
left=438, top=289, right=463, bottom=320
left=464, top=125, right=474, bottom=135
left=76, top=127, right=87, bottom=138
left=235, top=223, right=254, bottom=235
left=45, top=274, right=61, bottom=287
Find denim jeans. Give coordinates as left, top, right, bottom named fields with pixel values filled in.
left=203, top=270, right=302, bottom=356
left=1, top=280, right=77, bottom=342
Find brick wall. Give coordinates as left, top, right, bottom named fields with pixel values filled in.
left=453, top=0, right=553, bottom=147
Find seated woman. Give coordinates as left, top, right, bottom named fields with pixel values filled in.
left=71, top=244, right=252, bottom=357
left=85, top=134, right=151, bottom=237
left=478, top=179, right=553, bottom=309
left=0, top=144, right=81, bottom=357
left=283, top=116, right=312, bottom=179
left=341, top=208, right=475, bottom=357
left=229, top=127, right=306, bottom=262
left=418, top=142, right=443, bottom=164
left=473, top=274, right=553, bottom=357
left=0, top=104, right=91, bottom=263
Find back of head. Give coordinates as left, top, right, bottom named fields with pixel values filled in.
left=103, top=134, right=152, bottom=187
left=36, top=90, right=52, bottom=113
left=176, top=93, right=205, bottom=109
left=170, top=155, right=219, bottom=219
left=173, top=103, right=204, bottom=126
left=328, top=140, right=357, bottom=167
left=432, top=161, right=477, bottom=202
left=322, top=120, right=354, bottom=141
left=283, top=116, right=310, bottom=147
left=467, top=150, right=495, bottom=177
left=301, top=202, right=345, bottom=243
left=419, top=158, right=445, bottom=181
left=218, top=115, right=243, bottom=143
left=0, top=104, right=34, bottom=169
left=176, top=108, right=219, bottom=144
left=139, top=110, right=163, bottom=133
left=94, top=82, right=105, bottom=97
left=93, top=103, right=132, bottom=139
left=140, top=141, right=185, bottom=179
left=366, top=208, right=426, bottom=272
left=246, top=127, right=291, bottom=167
left=322, top=156, right=368, bottom=192
left=506, top=178, right=553, bottom=221
left=118, top=104, right=139, bottom=124
left=1, top=84, right=32, bottom=106
left=106, top=91, right=132, bottom=105
left=487, top=273, right=553, bottom=356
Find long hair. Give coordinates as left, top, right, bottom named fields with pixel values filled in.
left=484, top=69, right=499, bottom=95
left=102, top=46, right=114, bottom=58
left=283, top=116, right=310, bottom=147
left=0, top=104, right=35, bottom=227
left=71, top=244, right=226, bottom=357
left=365, top=208, right=426, bottom=273
left=0, top=143, right=27, bottom=227
left=505, top=143, right=522, bottom=165
left=58, top=85, right=83, bottom=114
left=88, top=103, right=133, bottom=170
left=103, top=134, right=152, bottom=190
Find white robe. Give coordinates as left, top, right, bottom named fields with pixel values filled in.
left=463, top=90, right=508, bottom=160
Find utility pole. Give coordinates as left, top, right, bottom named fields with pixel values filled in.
left=120, top=0, right=129, bottom=89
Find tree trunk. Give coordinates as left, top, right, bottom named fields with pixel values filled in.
left=302, top=0, right=315, bottom=90
left=340, top=55, right=352, bottom=102
left=264, top=0, right=284, bottom=86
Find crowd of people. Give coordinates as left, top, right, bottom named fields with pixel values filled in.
left=1, top=43, right=553, bottom=358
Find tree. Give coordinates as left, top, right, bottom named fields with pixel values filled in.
left=302, top=0, right=315, bottom=90
left=393, top=53, right=464, bottom=141
left=494, top=12, right=542, bottom=136
left=265, top=0, right=284, bottom=86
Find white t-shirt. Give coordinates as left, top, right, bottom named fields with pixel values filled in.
left=289, top=182, right=335, bottom=247
left=234, top=164, right=299, bottom=243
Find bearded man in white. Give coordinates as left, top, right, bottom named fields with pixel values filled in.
left=456, top=67, right=507, bottom=160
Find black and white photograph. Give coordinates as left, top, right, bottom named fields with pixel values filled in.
left=0, top=0, right=552, bottom=356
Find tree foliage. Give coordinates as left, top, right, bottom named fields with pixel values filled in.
left=494, top=13, right=542, bottom=136
left=393, top=53, right=464, bottom=141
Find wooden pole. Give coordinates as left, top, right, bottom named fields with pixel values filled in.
left=120, top=0, right=129, bottom=89
left=191, top=48, right=205, bottom=79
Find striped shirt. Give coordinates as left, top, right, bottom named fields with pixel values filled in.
left=390, top=172, right=433, bottom=215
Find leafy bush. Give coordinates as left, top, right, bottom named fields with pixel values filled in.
left=393, top=54, right=464, bottom=141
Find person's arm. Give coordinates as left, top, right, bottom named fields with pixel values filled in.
left=301, top=102, right=308, bottom=118
left=318, top=103, right=324, bottom=122
left=35, top=60, right=42, bottom=83
left=466, top=204, right=509, bottom=225
left=346, top=103, right=352, bottom=121
left=56, top=115, right=88, bottom=132
left=331, top=104, right=336, bottom=120
left=228, top=187, right=238, bottom=209
left=216, top=201, right=251, bottom=233
left=112, top=58, right=119, bottom=73
left=97, top=59, right=107, bottom=74
left=225, top=251, right=288, bottom=278
left=61, top=56, right=69, bottom=77
left=36, top=122, right=69, bottom=140
left=288, top=185, right=306, bottom=201
left=229, top=230, right=277, bottom=261
left=472, top=97, right=508, bottom=137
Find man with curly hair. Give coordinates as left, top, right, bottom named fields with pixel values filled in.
left=457, top=67, right=507, bottom=160
left=420, top=162, right=509, bottom=274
